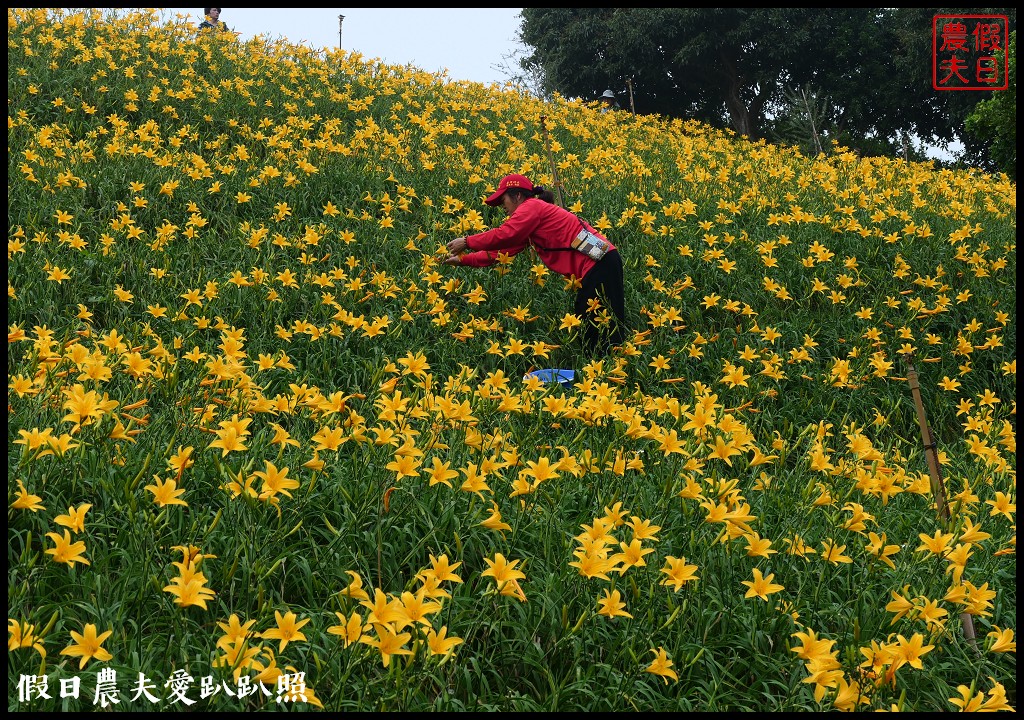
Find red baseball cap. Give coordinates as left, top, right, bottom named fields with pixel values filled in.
left=484, top=174, right=534, bottom=206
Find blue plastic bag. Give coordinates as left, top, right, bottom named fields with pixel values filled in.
left=523, top=368, right=575, bottom=388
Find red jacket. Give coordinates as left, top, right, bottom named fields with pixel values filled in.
left=461, top=198, right=615, bottom=280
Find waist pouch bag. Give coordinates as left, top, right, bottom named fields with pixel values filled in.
left=570, top=226, right=610, bottom=261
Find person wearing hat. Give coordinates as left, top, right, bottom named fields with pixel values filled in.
left=599, top=89, right=621, bottom=112
left=445, top=174, right=627, bottom=357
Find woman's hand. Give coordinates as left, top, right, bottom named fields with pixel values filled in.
left=443, top=253, right=462, bottom=266
left=447, top=237, right=468, bottom=255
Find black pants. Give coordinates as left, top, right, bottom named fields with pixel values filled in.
left=574, top=249, right=626, bottom=357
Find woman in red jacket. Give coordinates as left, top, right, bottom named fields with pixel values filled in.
left=445, top=174, right=626, bottom=357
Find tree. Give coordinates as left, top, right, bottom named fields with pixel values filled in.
left=519, top=8, right=822, bottom=136
left=965, top=31, right=1016, bottom=179
left=492, top=44, right=553, bottom=102
left=772, top=84, right=831, bottom=156
left=518, top=9, right=1016, bottom=162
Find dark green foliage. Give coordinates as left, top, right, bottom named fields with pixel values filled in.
left=966, top=31, right=1016, bottom=179
left=519, top=9, right=1017, bottom=164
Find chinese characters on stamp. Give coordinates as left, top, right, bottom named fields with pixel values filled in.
left=933, top=14, right=1009, bottom=91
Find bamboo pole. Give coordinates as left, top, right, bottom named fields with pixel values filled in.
left=626, top=78, right=636, bottom=115
left=903, top=357, right=978, bottom=653
left=905, top=359, right=950, bottom=523
left=539, top=115, right=565, bottom=207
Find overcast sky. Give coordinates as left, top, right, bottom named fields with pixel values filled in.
left=168, top=8, right=527, bottom=86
